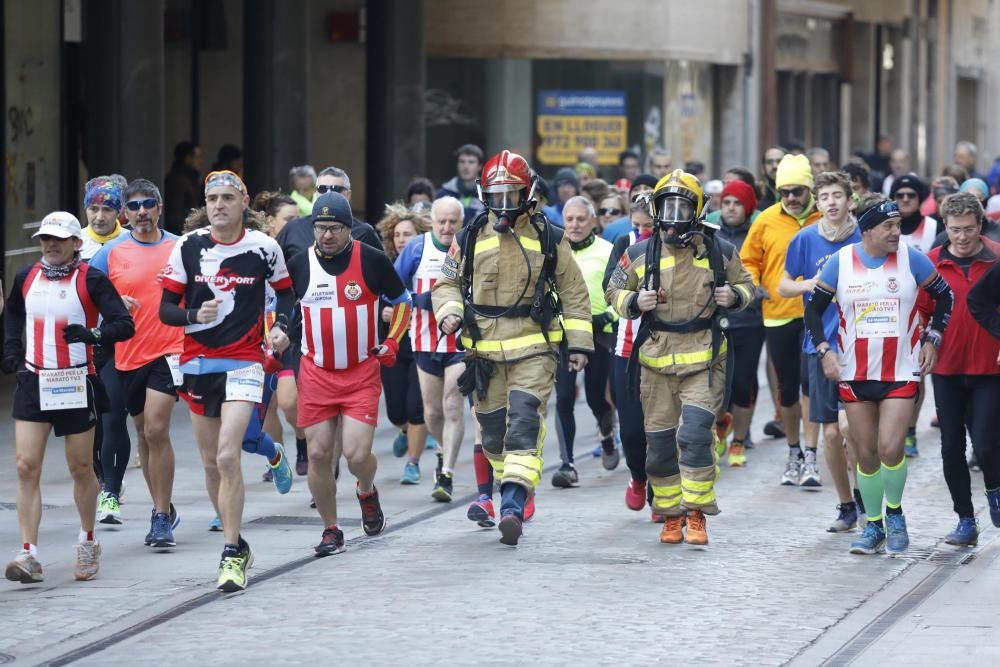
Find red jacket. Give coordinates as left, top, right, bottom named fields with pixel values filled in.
left=918, top=237, right=1000, bottom=375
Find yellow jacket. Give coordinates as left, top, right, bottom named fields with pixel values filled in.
left=604, top=237, right=755, bottom=376
left=431, top=212, right=594, bottom=362
left=739, top=202, right=820, bottom=323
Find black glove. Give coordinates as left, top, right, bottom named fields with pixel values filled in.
left=0, top=356, right=21, bottom=374
left=62, top=324, right=99, bottom=345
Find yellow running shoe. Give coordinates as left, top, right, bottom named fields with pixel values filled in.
left=217, top=542, right=254, bottom=593
left=728, top=442, right=747, bottom=467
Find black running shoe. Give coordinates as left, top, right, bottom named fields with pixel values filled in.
left=431, top=473, right=453, bottom=503
left=763, top=420, right=786, bottom=439
left=314, top=527, right=345, bottom=557
left=358, top=486, right=386, bottom=536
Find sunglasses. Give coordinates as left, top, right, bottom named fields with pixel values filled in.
left=125, top=198, right=158, bottom=211
left=314, top=223, right=348, bottom=235
left=317, top=184, right=348, bottom=195
left=779, top=186, right=807, bottom=198
left=598, top=207, right=623, bottom=217
left=893, top=191, right=919, bottom=200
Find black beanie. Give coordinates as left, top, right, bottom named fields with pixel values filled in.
left=312, top=192, right=353, bottom=226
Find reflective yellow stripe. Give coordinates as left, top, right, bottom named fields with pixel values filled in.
left=681, top=489, right=716, bottom=505
left=615, top=291, right=633, bottom=315
left=682, top=478, right=714, bottom=493
left=563, top=318, right=592, bottom=333
left=638, top=340, right=726, bottom=368
left=693, top=257, right=710, bottom=269
left=475, top=236, right=500, bottom=254
left=504, top=453, right=543, bottom=487
left=635, top=256, right=675, bottom=279
left=474, top=235, right=542, bottom=255
left=460, top=330, right=563, bottom=352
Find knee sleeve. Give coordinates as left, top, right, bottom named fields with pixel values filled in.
left=677, top=405, right=715, bottom=468
left=645, top=428, right=679, bottom=478
left=505, top=389, right=542, bottom=453
left=477, top=407, right=507, bottom=457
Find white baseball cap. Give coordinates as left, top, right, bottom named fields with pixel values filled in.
left=705, top=179, right=724, bottom=195
left=33, top=211, right=83, bottom=240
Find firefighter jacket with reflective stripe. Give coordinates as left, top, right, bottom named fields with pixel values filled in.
left=604, top=236, right=755, bottom=375
left=431, top=211, right=594, bottom=362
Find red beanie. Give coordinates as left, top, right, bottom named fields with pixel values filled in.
left=720, top=180, right=758, bottom=215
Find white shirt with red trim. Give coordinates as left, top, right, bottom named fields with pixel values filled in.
left=901, top=216, right=938, bottom=254
left=22, top=265, right=99, bottom=373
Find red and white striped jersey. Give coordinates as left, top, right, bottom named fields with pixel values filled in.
left=300, top=242, right=379, bottom=370
left=22, top=265, right=99, bottom=373
left=411, top=233, right=459, bottom=353
left=835, top=244, right=921, bottom=383
left=614, top=229, right=645, bottom=358
left=902, top=216, right=938, bottom=254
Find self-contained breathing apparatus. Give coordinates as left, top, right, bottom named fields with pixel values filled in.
left=447, top=150, right=566, bottom=399
left=626, top=170, right=734, bottom=400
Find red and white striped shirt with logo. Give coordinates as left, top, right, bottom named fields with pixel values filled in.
left=300, top=242, right=380, bottom=370
left=22, top=265, right=99, bottom=373
left=614, top=229, right=645, bottom=359
left=411, top=233, right=459, bottom=353
left=835, top=244, right=921, bottom=383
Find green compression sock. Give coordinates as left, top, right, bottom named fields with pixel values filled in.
left=856, top=465, right=885, bottom=522
left=881, top=458, right=908, bottom=511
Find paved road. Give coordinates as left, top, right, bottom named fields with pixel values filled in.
left=0, top=370, right=995, bottom=666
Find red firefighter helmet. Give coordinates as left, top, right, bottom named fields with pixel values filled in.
left=478, top=150, right=536, bottom=217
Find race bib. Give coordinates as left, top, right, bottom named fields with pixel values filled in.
left=225, top=363, right=265, bottom=403
left=166, top=354, right=183, bottom=386
left=853, top=298, right=900, bottom=339
left=38, top=367, right=88, bottom=411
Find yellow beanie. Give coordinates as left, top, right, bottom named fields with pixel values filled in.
left=775, top=154, right=813, bottom=189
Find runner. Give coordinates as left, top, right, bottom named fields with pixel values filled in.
left=288, top=192, right=412, bottom=557
left=90, top=179, right=184, bottom=548
left=779, top=171, right=862, bottom=530
left=917, top=192, right=1000, bottom=544
left=551, top=195, right=618, bottom=487
left=805, top=196, right=953, bottom=555
left=394, top=196, right=467, bottom=500
left=159, top=170, right=294, bottom=591
left=3, top=211, right=134, bottom=583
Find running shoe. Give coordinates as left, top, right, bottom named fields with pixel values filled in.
left=884, top=513, right=909, bottom=553
left=467, top=494, right=496, bottom=527
left=97, top=492, right=123, bottom=525
left=146, top=505, right=181, bottom=545
left=498, top=512, right=522, bottom=546
left=217, top=542, right=254, bottom=593
left=684, top=510, right=708, bottom=545
left=591, top=445, right=602, bottom=458
left=358, top=486, right=386, bottom=536
left=986, top=488, right=1000, bottom=528
left=850, top=522, right=886, bottom=555
left=827, top=503, right=859, bottom=532
left=625, top=479, right=647, bottom=511
left=426, top=434, right=439, bottom=450
left=296, top=453, right=309, bottom=477
left=74, top=540, right=101, bottom=581
left=904, top=433, right=919, bottom=457
left=314, top=527, right=346, bottom=557
left=781, top=454, right=802, bottom=486
left=5, top=550, right=43, bottom=584
left=944, top=517, right=979, bottom=546
left=208, top=516, right=223, bottom=532
left=268, top=443, right=293, bottom=494
left=551, top=463, right=580, bottom=488
left=800, top=449, right=822, bottom=487
left=392, top=430, right=408, bottom=458
left=431, top=473, right=454, bottom=502
left=523, top=495, right=536, bottom=522
left=601, top=440, right=620, bottom=471
left=743, top=434, right=755, bottom=449
left=727, top=442, right=746, bottom=467
left=651, top=512, right=665, bottom=524
left=659, top=515, right=684, bottom=544
left=149, top=512, right=176, bottom=548
left=261, top=467, right=273, bottom=483
left=764, top=420, right=786, bottom=439
left=400, top=462, right=420, bottom=485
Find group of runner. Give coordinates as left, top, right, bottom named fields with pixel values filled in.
left=4, top=151, right=1000, bottom=591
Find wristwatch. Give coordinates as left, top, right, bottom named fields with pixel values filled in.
left=90, top=328, right=102, bottom=343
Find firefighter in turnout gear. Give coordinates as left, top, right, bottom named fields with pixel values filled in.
left=605, top=170, right=756, bottom=546
left=432, top=150, right=594, bottom=546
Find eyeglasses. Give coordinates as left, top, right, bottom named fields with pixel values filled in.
left=314, top=223, right=348, bottom=236
left=598, top=208, right=623, bottom=217
left=893, top=191, right=919, bottom=201
left=779, top=186, right=807, bottom=198
left=316, top=184, right=348, bottom=195
left=125, top=198, right=158, bottom=211
left=946, top=225, right=980, bottom=237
